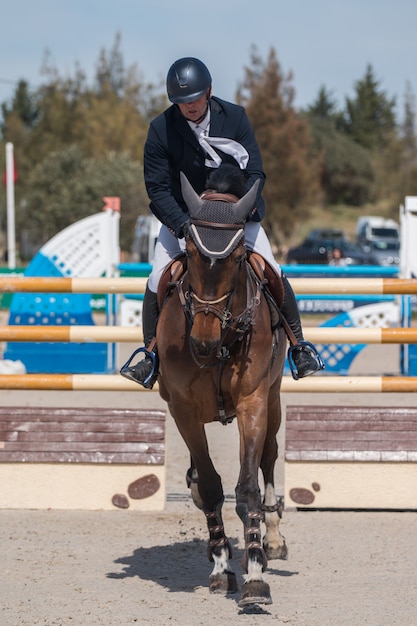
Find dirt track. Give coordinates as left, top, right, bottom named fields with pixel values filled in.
left=1, top=343, right=417, bottom=625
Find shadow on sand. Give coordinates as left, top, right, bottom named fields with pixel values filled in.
left=107, top=535, right=298, bottom=612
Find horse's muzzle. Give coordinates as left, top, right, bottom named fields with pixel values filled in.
left=189, top=336, right=219, bottom=358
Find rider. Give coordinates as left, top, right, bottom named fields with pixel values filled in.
left=121, top=57, right=324, bottom=387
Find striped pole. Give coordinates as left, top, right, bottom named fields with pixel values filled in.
left=290, top=277, right=417, bottom=295
left=0, top=374, right=415, bottom=392
left=0, top=325, right=417, bottom=344
left=0, top=276, right=416, bottom=295
left=0, top=325, right=143, bottom=342
left=0, top=276, right=148, bottom=294
left=304, top=328, right=417, bottom=344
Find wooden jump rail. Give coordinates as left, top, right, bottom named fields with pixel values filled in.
left=0, top=275, right=416, bottom=295
left=1, top=325, right=417, bottom=344
left=0, top=374, right=415, bottom=392
left=284, top=405, right=417, bottom=510
left=0, top=406, right=166, bottom=510
left=0, top=275, right=416, bottom=392
left=0, top=276, right=148, bottom=294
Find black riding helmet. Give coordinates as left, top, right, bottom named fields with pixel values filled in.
left=166, top=57, right=212, bottom=104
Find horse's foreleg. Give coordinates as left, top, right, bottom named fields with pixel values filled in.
left=261, top=392, right=288, bottom=561
left=175, top=419, right=223, bottom=510
left=175, top=418, right=237, bottom=594
left=237, top=508, right=272, bottom=607
left=235, top=406, right=272, bottom=607
left=204, top=500, right=238, bottom=594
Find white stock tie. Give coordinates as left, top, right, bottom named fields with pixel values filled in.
left=195, top=126, right=249, bottom=170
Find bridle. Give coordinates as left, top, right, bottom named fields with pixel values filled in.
left=170, top=182, right=265, bottom=423
left=177, top=218, right=263, bottom=369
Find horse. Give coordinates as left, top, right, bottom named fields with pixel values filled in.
left=155, top=171, right=288, bottom=607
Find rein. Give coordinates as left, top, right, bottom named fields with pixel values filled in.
left=176, top=258, right=262, bottom=424
left=173, top=192, right=263, bottom=423
left=179, top=261, right=261, bottom=363
left=176, top=261, right=261, bottom=425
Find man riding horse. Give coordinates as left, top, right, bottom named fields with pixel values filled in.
left=121, top=57, right=323, bottom=386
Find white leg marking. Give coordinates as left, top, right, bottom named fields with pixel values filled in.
left=263, top=482, right=284, bottom=552
left=210, top=546, right=233, bottom=577
left=245, top=557, right=264, bottom=583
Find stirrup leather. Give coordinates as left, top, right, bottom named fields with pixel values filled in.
left=287, top=340, right=325, bottom=381
left=120, top=347, right=158, bottom=386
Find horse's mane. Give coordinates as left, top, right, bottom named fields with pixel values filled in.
left=205, top=164, right=247, bottom=198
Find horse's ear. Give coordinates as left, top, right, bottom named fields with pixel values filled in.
left=180, top=172, right=204, bottom=218
left=233, top=179, right=261, bottom=223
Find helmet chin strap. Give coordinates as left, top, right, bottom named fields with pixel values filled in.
left=184, top=107, right=208, bottom=125
left=181, top=97, right=210, bottom=124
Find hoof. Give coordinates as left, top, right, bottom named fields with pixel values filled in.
left=264, top=540, right=288, bottom=561
left=209, top=571, right=238, bottom=594
left=238, top=580, right=272, bottom=607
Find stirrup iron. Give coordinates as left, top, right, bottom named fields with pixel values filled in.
left=287, top=340, right=325, bottom=381
left=120, top=347, right=158, bottom=386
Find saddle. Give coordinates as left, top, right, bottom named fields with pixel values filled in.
left=157, top=254, right=188, bottom=311
left=157, top=251, right=284, bottom=330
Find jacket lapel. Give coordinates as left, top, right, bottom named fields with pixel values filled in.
left=208, top=98, right=224, bottom=137
left=172, top=106, right=200, bottom=149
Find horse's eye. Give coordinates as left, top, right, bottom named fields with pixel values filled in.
left=185, top=249, right=192, bottom=258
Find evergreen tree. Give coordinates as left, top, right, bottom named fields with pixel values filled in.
left=340, top=64, right=396, bottom=150
left=308, top=117, right=375, bottom=205
left=305, top=85, right=375, bottom=205
left=402, top=81, right=416, bottom=153
left=306, top=85, right=338, bottom=120
left=1, top=80, right=39, bottom=134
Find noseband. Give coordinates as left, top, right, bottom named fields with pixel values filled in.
left=187, top=216, right=243, bottom=329
left=190, top=289, right=233, bottom=329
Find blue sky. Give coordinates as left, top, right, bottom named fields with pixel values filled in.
left=1, top=0, right=417, bottom=119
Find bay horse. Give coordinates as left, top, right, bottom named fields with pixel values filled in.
left=156, top=171, right=287, bottom=607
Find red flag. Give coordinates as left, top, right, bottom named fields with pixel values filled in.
left=102, top=196, right=121, bottom=212
left=2, top=161, right=18, bottom=187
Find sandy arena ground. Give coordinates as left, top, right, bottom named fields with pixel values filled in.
left=1, top=342, right=417, bottom=625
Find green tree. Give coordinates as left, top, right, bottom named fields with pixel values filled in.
left=20, top=145, right=148, bottom=258
left=305, top=85, right=375, bottom=205
left=237, top=47, right=320, bottom=244
left=375, top=82, right=417, bottom=209
left=1, top=80, right=39, bottom=134
left=308, top=117, right=375, bottom=205
left=401, top=81, right=416, bottom=153
left=306, top=85, right=339, bottom=120
left=28, top=36, right=156, bottom=163
left=0, top=34, right=166, bottom=258
left=340, top=65, right=396, bottom=150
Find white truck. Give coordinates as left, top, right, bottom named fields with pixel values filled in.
left=355, top=216, right=400, bottom=266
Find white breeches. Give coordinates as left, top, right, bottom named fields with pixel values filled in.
left=147, top=222, right=281, bottom=293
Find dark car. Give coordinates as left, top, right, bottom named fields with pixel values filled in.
left=286, top=231, right=378, bottom=265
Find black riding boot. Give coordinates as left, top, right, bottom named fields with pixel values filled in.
left=120, top=285, right=159, bottom=388
left=281, top=274, right=324, bottom=379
